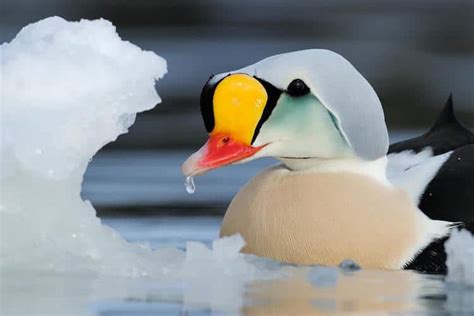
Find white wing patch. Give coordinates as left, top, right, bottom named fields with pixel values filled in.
left=387, top=148, right=452, bottom=204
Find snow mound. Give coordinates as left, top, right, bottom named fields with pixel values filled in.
left=1, top=16, right=165, bottom=179
left=0, top=16, right=170, bottom=275
left=446, top=229, right=474, bottom=286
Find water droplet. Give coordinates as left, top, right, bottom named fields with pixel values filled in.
left=184, top=176, right=195, bottom=194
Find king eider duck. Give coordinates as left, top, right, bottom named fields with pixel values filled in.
left=182, top=49, right=474, bottom=274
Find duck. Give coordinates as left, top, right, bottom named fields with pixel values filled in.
left=182, top=49, right=474, bottom=274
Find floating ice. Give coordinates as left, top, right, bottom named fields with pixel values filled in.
left=338, top=259, right=361, bottom=272
left=184, top=176, right=195, bottom=194
left=181, top=234, right=283, bottom=312
left=0, top=16, right=171, bottom=276
left=445, top=229, right=474, bottom=286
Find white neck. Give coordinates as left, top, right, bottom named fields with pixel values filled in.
left=278, top=156, right=390, bottom=186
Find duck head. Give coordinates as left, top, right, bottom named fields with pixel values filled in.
left=183, top=49, right=389, bottom=176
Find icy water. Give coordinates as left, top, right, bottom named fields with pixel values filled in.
left=2, top=149, right=474, bottom=316
left=2, top=216, right=474, bottom=316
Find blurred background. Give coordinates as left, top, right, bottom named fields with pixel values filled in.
left=2, top=0, right=473, bottom=220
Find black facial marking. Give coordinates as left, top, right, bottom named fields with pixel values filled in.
left=200, top=76, right=219, bottom=133
left=251, top=78, right=282, bottom=144
left=287, top=79, right=310, bottom=97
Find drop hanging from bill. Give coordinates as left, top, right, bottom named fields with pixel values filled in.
left=184, top=176, right=196, bottom=194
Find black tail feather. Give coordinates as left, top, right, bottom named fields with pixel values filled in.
left=389, top=94, right=474, bottom=155
left=404, top=222, right=474, bottom=275
left=429, top=93, right=470, bottom=133
left=430, top=94, right=457, bottom=131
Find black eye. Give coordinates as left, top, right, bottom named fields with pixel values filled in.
left=287, top=79, right=309, bottom=97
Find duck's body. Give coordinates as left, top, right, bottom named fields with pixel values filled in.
left=183, top=49, right=474, bottom=274
left=220, top=162, right=449, bottom=270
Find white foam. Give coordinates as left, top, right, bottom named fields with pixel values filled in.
left=446, top=229, right=474, bottom=286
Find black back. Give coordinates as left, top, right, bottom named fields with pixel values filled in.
left=389, top=95, right=474, bottom=156
left=418, top=144, right=474, bottom=222
left=389, top=94, right=474, bottom=223
left=404, top=223, right=474, bottom=275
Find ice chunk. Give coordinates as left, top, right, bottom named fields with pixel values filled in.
left=181, top=235, right=248, bottom=312
left=0, top=17, right=173, bottom=276
left=183, top=234, right=258, bottom=278
left=181, top=234, right=288, bottom=312
left=445, top=229, right=474, bottom=286
left=1, top=17, right=166, bottom=180
left=338, top=259, right=361, bottom=272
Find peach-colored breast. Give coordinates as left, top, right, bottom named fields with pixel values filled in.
left=220, top=165, right=426, bottom=269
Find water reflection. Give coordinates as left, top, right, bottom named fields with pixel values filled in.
left=245, top=269, right=434, bottom=315
left=3, top=264, right=473, bottom=316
